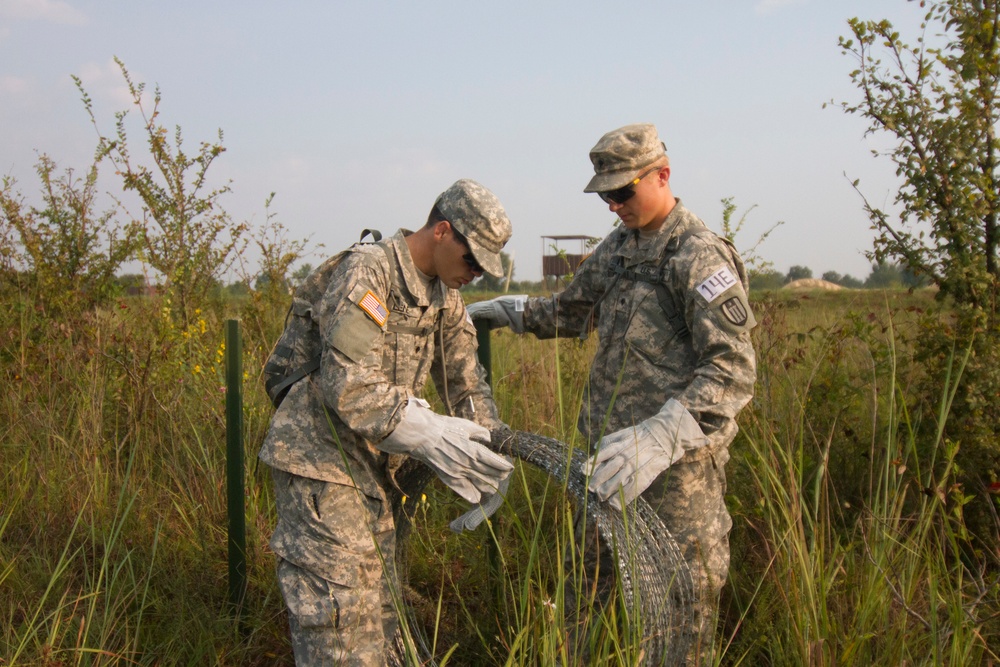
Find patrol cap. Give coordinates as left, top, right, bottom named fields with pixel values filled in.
left=435, top=179, right=512, bottom=278
left=583, top=123, right=668, bottom=193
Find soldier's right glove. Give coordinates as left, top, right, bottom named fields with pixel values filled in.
left=585, top=399, right=708, bottom=510
left=466, top=295, right=528, bottom=333
left=379, top=397, right=513, bottom=504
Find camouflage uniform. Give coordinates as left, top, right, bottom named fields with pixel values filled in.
left=522, top=201, right=757, bottom=663
left=260, top=229, right=500, bottom=666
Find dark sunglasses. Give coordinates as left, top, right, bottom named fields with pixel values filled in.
left=451, top=228, right=485, bottom=273
left=597, top=164, right=662, bottom=205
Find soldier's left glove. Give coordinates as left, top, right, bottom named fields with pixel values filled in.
left=379, top=398, right=513, bottom=504
left=449, top=459, right=512, bottom=533
left=466, top=295, right=528, bottom=333
left=585, top=399, right=708, bottom=510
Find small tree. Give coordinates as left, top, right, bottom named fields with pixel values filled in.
left=472, top=251, right=514, bottom=292
left=838, top=0, right=1000, bottom=533
left=237, top=193, right=312, bottom=299
left=290, top=263, right=313, bottom=289
left=864, top=260, right=905, bottom=289
left=837, top=0, right=1000, bottom=314
left=822, top=270, right=843, bottom=285
left=749, top=269, right=786, bottom=291
left=75, top=58, right=248, bottom=327
left=840, top=274, right=865, bottom=289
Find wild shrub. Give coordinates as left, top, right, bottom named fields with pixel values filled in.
left=0, top=154, right=136, bottom=316
left=75, top=58, right=249, bottom=329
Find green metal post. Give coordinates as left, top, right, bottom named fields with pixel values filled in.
left=475, top=318, right=492, bottom=387
left=474, top=317, right=502, bottom=602
left=225, top=319, right=247, bottom=609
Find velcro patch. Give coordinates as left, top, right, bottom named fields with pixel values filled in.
left=358, top=290, right=389, bottom=327
left=696, top=266, right=738, bottom=303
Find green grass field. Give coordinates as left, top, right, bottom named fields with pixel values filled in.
left=1, top=285, right=997, bottom=665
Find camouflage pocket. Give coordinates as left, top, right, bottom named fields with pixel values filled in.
left=278, top=558, right=339, bottom=629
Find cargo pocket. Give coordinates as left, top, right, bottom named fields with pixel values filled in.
left=278, top=558, right=339, bottom=629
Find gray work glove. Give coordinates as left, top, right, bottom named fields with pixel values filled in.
left=585, top=399, right=708, bottom=510
left=466, top=295, right=528, bottom=333
left=449, top=459, right=512, bottom=533
left=379, top=397, right=513, bottom=504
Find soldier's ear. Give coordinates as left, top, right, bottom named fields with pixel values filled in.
left=432, top=220, right=452, bottom=242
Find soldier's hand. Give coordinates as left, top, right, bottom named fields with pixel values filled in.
left=466, top=295, right=527, bottom=333
left=379, top=398, right=513, bottom=503
left=585, top=399, right=708, bottom=510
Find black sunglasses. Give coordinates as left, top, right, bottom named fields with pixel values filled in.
left=597, top=164, right=662, bottom=205
left=451, top=227, right=485, bottom=273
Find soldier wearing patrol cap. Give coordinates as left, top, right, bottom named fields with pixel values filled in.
left=470, top=124, right=757, bottom=664
left=260, top=179, right=514, bottom=666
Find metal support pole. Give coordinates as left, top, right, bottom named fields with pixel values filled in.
left=475, top=318, right=492, bottom=387
left=225, top=319, right=247, bottom=610
left=474, top=316, right=502, bottom=604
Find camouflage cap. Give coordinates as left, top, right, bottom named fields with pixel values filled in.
left=583, top=123, right=667, bottom=193
left=435, top=179, right=512, bottom=278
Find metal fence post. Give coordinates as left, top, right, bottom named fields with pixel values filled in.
left=475, top=318, right=492, bottom=387
left=225, top=319, right=247, bottom=610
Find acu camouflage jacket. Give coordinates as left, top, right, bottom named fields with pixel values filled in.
left=522, top=201, right=757, bottom=457
left=258, top=229, right=500, bottom=498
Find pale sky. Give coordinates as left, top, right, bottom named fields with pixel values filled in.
left=1, top=0, right=929, bottom=282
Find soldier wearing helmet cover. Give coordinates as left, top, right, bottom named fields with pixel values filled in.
left=261, top=179, right=515, bottom=666
left=470, top=124, right=757, bottom=664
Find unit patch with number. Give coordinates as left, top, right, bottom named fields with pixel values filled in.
left=696, top=265, right=756, bottom=334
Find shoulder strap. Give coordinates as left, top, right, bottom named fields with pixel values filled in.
left=580, top=227, right=632, bottom=336
left=270, top=229, right=389, bottom=403
left=375, top=240, right=441, bottom=336
left=374, top=238, right=394, bottom=289
left=651, top=227, right=703, bottom=339
left=605, top=225, right=704, bottom=339
left=265, top=353, right=321, bottom=406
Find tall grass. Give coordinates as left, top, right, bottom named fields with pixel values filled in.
left=723, top=291, right=997, bottom=665
left=1, top=286, right=997, bottom=664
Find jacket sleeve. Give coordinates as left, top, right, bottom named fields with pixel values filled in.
left=671, top=235, right=757, bottom=444
left=522, top=232, right=620, bottom=339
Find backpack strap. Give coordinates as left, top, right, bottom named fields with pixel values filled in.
left=652, top=227, right=702, bottom=339
left=268, top=229, right=390, bottom=405
left=577, top=228, right=631, bottom=338
left=265, top=349, right=321, bottom=406
left=605, top=225, right=703, bottom=339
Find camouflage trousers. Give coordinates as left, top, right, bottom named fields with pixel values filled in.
left=572, top=446, right=732, bottom=666
left=644, top=445, right=732, bottom=666
left=269, top=468, right=399, bottom=667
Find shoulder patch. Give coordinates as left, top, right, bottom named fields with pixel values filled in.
left=720, top=296, right=750, bottom=326
left=696, top=266, right=738, bottom=303
left=358, top=290, right=389, bottom=327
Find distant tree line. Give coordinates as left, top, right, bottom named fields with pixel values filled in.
left=748, top=260, right=928, bottom=291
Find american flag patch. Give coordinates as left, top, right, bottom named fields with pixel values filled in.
left=358, top=290, right=389, bottom=327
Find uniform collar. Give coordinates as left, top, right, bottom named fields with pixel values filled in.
left=615, top=199, right=690, bottom=266
left=392, top=229, right=447, bottom=308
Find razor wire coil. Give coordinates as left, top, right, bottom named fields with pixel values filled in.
left=391, top=428, right=695, bottom=666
